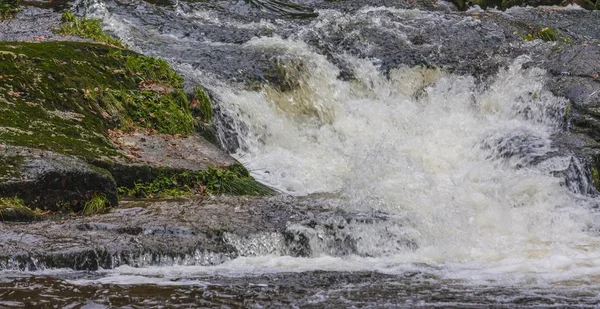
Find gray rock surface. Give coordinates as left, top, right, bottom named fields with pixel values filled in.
left=0, top=196, right=401, bottom=270
left=0, top=145, right=118, bottom=210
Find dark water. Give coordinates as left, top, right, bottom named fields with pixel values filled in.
left=1, top=270, right=599, bottom=308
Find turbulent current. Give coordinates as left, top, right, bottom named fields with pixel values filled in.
left=6, top=1, right=600, bottom=307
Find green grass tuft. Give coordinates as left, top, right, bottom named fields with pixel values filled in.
left=82, top=194, right=109, bottom=215
left=123, top=53, right=183, bottom=88
left=0, top=197, right=40, bottom=222
left=118, top=164, right=272, bottom=198
left=56, top=11, right=123, bottom=47
left=523, top=27, right=559, bottom=42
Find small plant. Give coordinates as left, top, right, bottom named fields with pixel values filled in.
left=591, top=167, right=600, bottom=191
left=56, top=11, right=123, bottom=47
left=191, top=87, right=212, bottom=124
left=118, top=174, right=193, bottom=199
left=564, top=104, right=571, bottom=122
left=0, top=197, right=40, bottom=222
left=118, top=164, right=273, bottom=199
left=523, top=27, right=558, bottom=42
left=82, top=194, right=109, bottom=215
left=0, top=0, right=20, bottom=21
left=124, top=54, right=183, bottom=88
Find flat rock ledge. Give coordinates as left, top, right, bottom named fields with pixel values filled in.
left=0, top=196, right=408, bottom=271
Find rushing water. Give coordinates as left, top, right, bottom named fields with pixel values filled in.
left=4, top=1, right=600, bottom=307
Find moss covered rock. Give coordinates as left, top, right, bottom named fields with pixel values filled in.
left=0, top=146, right=118, bottom=212
left=0, top=40, right=269, bottom=215
left=0, top=41, right=196, bottom=160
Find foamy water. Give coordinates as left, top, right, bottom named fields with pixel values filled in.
left=77, top=0, right=600, bottom=288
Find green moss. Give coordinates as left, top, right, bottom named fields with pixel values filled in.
left=82, top=194, right=109, bottom=215
left=90, top=88, right=194, bottom=134
left=118, top=164, right=272, bottom=198
left=123, top=52, right=183, bottom=88
left=191, top=87, right=212, bottom=124
left=0, top=197, right=40, bottom=222
left=56, top=11, right=123, bottom=47
left=592, top=166, right=600, bottom=191
left=0, top=155, right=24, bottom=180
left=564, top=104, right=571, bottom=122
left=0, top=0, right=20, bottom=20
left=522, top=27, right=575, bottom=44
left=0, top=41, right=195, bottom=160
left=190, top=87, right=218, bottom=144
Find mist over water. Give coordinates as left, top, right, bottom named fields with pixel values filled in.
left=81, top=0, right=600, bottom=288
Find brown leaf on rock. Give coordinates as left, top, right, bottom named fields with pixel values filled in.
left=130, top=151, right=142, bottom=158
left=139, top=80, right=171, bottom=94
left=7, top=91, right=20, bottom=97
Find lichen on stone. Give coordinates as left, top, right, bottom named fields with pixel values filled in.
left=0, top=155, right=24, bottom=180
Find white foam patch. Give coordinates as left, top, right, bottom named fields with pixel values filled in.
left=208, top=35, right=600, bottom=275
left=67, top=254, right=600, bottom=291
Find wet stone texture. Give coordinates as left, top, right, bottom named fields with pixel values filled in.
left=0, top=145, right=118, bottom=211
left=0, top=196, right=403, bottom=270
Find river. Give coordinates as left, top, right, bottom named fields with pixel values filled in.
left=2, top=0, right=600, bottom=307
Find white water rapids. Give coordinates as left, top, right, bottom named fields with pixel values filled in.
left=82, top=1, right=600, bottom=290
left=202, top=43, right=600, bottom=284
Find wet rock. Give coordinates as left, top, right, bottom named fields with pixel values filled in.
left=0, top=146, right=117, bottom=211
left=0, top=196, right=412, bottom=270
left=0, top=38, right=264, bottom=211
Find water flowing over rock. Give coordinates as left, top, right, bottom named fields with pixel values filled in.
left=3, top=0, right=600, bottom=307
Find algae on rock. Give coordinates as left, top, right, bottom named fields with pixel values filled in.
left=0, top=41, right=196, bottom=160
left=0, top=40, right=270, bottom=214
left=0, top=41, right=195, bottom=212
